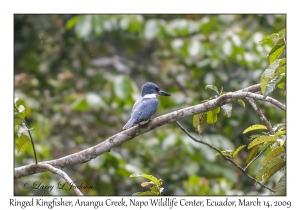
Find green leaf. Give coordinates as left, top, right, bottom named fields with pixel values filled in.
left=263, top=160, right=285, bottom=183
left=246, top=145, right=259, bottom=164
left=198, top=112, right=207, bottom=133
left=206, top=107, right=220, bottom=125
left=193, top=113, right=207, bottom=133
left=260, top=29, right=285, bottom=43
left=232, top=145, right=246, bottom=158
left=278, top=28, right=286, bottom=37
left=130, top=173, right=161, bottom=187
left=15, top=135, right=31, bottom=153
left=263, top=73, right=285, bottom=97
left=236, top=99, right=246, bottom=108
left=277, top=82, right=285, bottom=89
left=278, top=57, right=286, bottom=66
left=274, top=130, right=286, bottom=137
left=249, top=134, right=262, bottom=141
left=267, top=39, right=285, bottom=64
left=260, top=32, right=280, bottom=43
left=221, top=103, right=232, bottom=117
left=14, top=104, right=27, bottom=120
left=256, top=157, right=285, bottom=183
left=260, top=59, right=281, bottom=94
left=66, top=15, right=82, bottom=29
left=71, top=95, right=89, bottom=111
left=243, top=124, right=267, bottom=134
left=132, top=191, right=155, bottom=196
left=15, top=112, right=26, bottom=120
left=150, top=185, right=161, bottom=195
left=14, top=116, right=24, bottom=126
left=205, top=85, right=219, bottom=94
left=261, top=146, right=284, bottom=165
left=275, top=65, right=286, bottom=76
left=248, top=136, right=277, bottom=149
left=192, top=114, right=199, bottom=130
left=274, top=174, right=286, bottom=195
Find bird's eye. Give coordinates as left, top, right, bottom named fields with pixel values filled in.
left=156, top=88, right=160, bottom=91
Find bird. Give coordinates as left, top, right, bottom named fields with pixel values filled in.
left=123, top=82, right=171, bottom=129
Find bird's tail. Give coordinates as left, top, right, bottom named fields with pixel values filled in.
left=123, top=118, right=136, bottom=129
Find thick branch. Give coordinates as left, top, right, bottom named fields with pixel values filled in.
left=14, top=87, right=285, bottom=179
left=36, top=163, right=83, bottom=196
left=175, top=121, right=275, bottom=193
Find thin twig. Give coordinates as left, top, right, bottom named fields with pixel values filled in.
left=247, top=98, right=275, bottom=135
left=24, top=121, right=38, bottom=164
left=36, top=163, right=83, bottom=196
left=244, top=146, right=268, bottom=171
left=175, top=121, right=275, bottom=193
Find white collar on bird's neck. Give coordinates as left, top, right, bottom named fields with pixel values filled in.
left=142, top=93, right=157, bottom=99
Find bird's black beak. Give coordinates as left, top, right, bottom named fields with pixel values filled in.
left=158, top=90, right=171, bottom=96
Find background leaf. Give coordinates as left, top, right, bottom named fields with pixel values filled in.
left=205, top=85, right=219, bottom=94
left=243, top=124, right=267, bottom=134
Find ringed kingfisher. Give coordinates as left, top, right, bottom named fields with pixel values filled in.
left=123, top=82, right=171, bottom=129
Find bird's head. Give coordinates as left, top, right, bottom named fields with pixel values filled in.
left=141, top=82, right=171, bottom=98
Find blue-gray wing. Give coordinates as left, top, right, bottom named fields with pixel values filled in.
left=123, top=98, right=158, bottom=129
left=131, top=98, right=158, bottom=123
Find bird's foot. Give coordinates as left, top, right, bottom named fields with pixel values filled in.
left=140, top=119, right=151, bottom=127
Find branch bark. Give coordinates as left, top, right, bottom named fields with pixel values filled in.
left=14, top=84, right=285, bottom=179
left=36, top=163, right=83, bottom=196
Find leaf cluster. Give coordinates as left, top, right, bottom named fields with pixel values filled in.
left=193, top=85, right=245, bottom=134
left=130, top=173, right=164, bottom=196
left=260, top=29, right=286, bottom=97
left=243, top=123, right=286, bottom=195
left=14, top=98, right=31, bottom=153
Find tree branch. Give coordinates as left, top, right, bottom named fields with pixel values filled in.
left=175, top=121, right=275, bottom=193
left=14, top=85, right=285, bottom=179
left=35, top=163, right=83, bottom=196
left=247, top=98, right=275, bottom=135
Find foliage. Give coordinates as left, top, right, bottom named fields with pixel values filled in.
left=14, top=14, right=285, bottom=195
left=260, top=29, right=286, bottom=97
left=130, top=173, right=164, bottom=196
left=14, top=98, right=37, bottom=164
left=193, top=85, right=245, bottom=134
left=243, top=123, right=286, bottom=185
left=192, top=28, right=286, bottom=194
